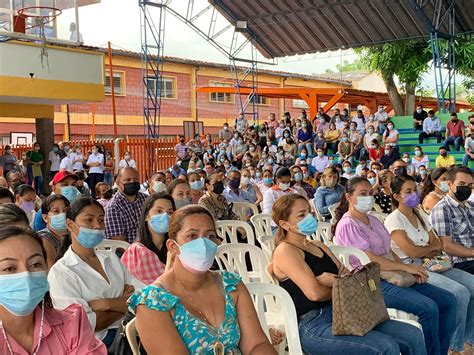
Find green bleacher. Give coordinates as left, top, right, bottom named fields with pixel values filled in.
left=390, top=112, right=473, bottom=169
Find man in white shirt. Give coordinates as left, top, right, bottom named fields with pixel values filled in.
left=419, top=110, right=443, bottom=144
left=86, top=146, right=105, bottom=198
left=462, top=132, right=474, bottom=167
left=118, top=151, right=137, bottom=169
left=59, top=154, right=73, bottom=172
left=374, top=105, right=389, bottom=135
left=311, top=148, right=329, bottom=174
left=69, top=144, right=84, bottom=171
left=275, top=120, right=286, bottom=142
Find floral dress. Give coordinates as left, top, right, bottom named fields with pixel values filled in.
left=128, top=271, right=242, bottom=354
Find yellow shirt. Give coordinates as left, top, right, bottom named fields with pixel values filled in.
left=435, top=155, right=455, bottom=168
left=325, top=129, right=340, bottom=143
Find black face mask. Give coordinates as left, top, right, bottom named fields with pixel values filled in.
left=394, top=166, right=408, bottom=176
left=122, top=182, right=141, bottom=196
left=103, top=189, right=113, bottom=199
left=454, top=185, right=471, bottom=202
left=213, top=181, right=224, bottom=195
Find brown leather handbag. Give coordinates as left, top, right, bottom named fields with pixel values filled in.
left=332, top=262, right=390, bottom=336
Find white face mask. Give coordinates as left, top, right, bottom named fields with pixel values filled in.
left=153, top=181, right=166, bottom=193
left=278, top=182, right=290, bottom=191
left=354, top=195, right=374, bottom=213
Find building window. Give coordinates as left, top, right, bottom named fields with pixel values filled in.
left=293, top=99, right=309, bottom=109
left=146, top=77, right=176, bottom=99
left=105, top=71, right=125, bottom=96
left=249, top=94, right=269, bottom=106
left=209, top=81, right=235, bottom=103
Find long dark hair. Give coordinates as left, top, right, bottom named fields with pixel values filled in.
left=137, top=193, right=175, bottom=264
left=0, top=226, right=53, bottom=308
left=420, top=167, right=447, bottom=203
left=332, top=176, right=369, bottom=235
left=56, top=197, right=104, bottom=261
left=391, top=175, right=427, bottom=231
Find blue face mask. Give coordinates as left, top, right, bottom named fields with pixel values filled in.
left=49, top=213, right=67, bottom=232
left=0, top=271, right=49, bottom=316
left=263, top=177, right=273, bottom=185
left=149, top=213, right=170, bottom=234
left=368, top=177, right=377, bottom=186
left=439, top=181, right=449, bottom=193
left=176, top=238, right=217, bottom=273
left=190, top=179, right=204, bottom=191
left=174, top=197, right=192, bottom=210
left=61, top=186, right=80, bottom=203
left=296, top=213, right=318, bottom=236
left=75, top=226, right=105, bottom=249
left=294, top=173, right=303, bottom=182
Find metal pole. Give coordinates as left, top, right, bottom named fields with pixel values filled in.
left=108, top=41, right=118, bottom=138
left=74, top=0, right=80, bottom=44
left=66, top=104, right=71, bottom=141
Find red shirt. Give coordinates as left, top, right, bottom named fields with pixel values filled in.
left=447, top=120, right=465, bottom=137
left=369, top=147, right=384, bottom=161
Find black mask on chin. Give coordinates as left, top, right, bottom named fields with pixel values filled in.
left=122, top=182, right=141, bottom=196
left=394, top=166, right=408, bottom=176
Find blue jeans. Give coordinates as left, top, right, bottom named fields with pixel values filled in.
left=378, top=123, right=387, bottom=135
left=444, top=136, right=463, bottom=151
left=297, top=143, right=313, bottom=157
left=463, top=153, right=473, bottom=166
left=103, top=171, right=113, bottom=185
left=381, top=281, right=456, bottom=355
left=428, top=268, right=474, bottom=351
left=298, top=305, right=426, bottom=355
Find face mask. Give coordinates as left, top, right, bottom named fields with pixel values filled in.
left=384, top=149, right=390, bottom=155
left=20, top=201, right=34, bottom=214
left=103, top=189, right=113, bottom=199
left=238, top=140, right=244, bottom=145
left=295, top=213, right=318, bottom=236
left=403, top=192, right=420, bottom=208
left=336, top=118, right=341, bottom=123
left=0, top=271, right=49, bottom=316
left=267, top=159, right=274, bottom=164
left=368, top=177, right=377, bottom=186
left=300, top=153, right=307, bottom=158
left=207, top=149, right=213, bottom=154
left=439, top=181, right=449, bottom=193
left=328, top=160, right=334, bottom=166
left=278, top=182, right=290, bottom=191
left=149, top=213, right=170, bottom=234
left=241, top=177, right=250, bottom=186
left=387, top=125, right=394, bottom=130
left=190, top=179, right=204, bottom=191
left=123, top=182, right=141, bottom=196
left=284, top=133, right=290, bottom=138
left=174, top=197, right=191, bottom=209
left=440, top=152, right=447, bottom=157
left=213, top=181, right=224, bottom=195
left=92, top=149, right=98, bottom=154
left=378, top=108, right=384, bottom=113
left=302, top=123, right=307, bottom=128
left=53, top=147, right=59, bottom=153
left=223, top=126, right=228, bottom=131
left=319, top=119, right=324, bottom=123
left=75, top=226, right=105, bottom=249
left=355, top=195, right=374, bottom=213
left=416, top=109, right=422, bottom=114
left=342, top=137, right=348, bottom=142
left=176, top=238, right=217, bottom=273
left=153, top=181, right=166, bottom=193
left=403, top=157, right=409, bottom=163
left=228, top=179, right=241, bottom=189
left=454, top=185, right=471, bottom=202
left=394, top=166, right=408, bottom=176
left=414, top=150, right=421, bottom=157
left=420, top=170, right=427, bottom=177
left=294, top=173, right=303, bottom=182
left=49, top=213, right=67, bottom=232
left=263, top=177, right=273, bottom=185
left=317, top=152, right=323, bottom=157
left=368, top=129, right=374, bottom=134
left=343, top=167, right=351, bottom=174
left=373, top=169, right=380, bottom=175
left=256, top=172, right=262, bottom=178
left=249, top=147, right=255, bottom=152
left=124, top=155, right=131, bottom=160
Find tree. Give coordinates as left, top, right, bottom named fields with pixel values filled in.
left=323, top=58, right=367, bottom=74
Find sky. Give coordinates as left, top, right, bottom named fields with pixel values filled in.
left=59, top=0, right=441, bottom=89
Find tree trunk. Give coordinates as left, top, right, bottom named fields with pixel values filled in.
left=404, top=84, right=416, bottom=116
left=384, top=77, right=404, bottom=116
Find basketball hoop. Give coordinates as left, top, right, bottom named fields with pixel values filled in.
left=16, top=6, right=62, bottom=69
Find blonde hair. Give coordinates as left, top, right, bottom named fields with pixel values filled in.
left=319, top=167, right=339, bottom=187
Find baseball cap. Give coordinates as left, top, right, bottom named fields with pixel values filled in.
left=53, top=171, right=79, bottom=184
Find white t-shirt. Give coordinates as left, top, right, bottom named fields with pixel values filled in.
left=48, top=151, right=61, bottom=171
left=59, top=157, right=73, bottom=172
left=384, top=208, right=432, bottom=259
left=87, top=153, right=105, bottom=174
left=69, top=151, right=84, bottom=171
left=118, top=159, right=137, bottom=169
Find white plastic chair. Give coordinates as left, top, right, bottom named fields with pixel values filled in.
left=246, top=283, right=304, bottom=355
left=250, top=213, right=273, bottom=238
left=308, top=221, right=333, bottom=245
left=368, top=210, right=388, bottom=223
left=309, top=199, right=325, bottom=222
left=215, top=243, right=270, bottom=283
left=232, top=201, right=259, bottom=221
left=216, top=220, right=255, bottom=245
left=95, top=239, right=130, bottom=254
left=125, top=318, right=140, bottom=355
left=328, top=203, right=339, bottom=225
left=257, top=234, right=275, bottom=263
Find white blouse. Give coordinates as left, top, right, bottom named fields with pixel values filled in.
left=48, top=247, right=144, bottom=340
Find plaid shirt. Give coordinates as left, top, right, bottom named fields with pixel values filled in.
left=121, top=242, right=165, bottom=285
left=105, top=191, right=147, bottom=243
left=430, top=194, right=474, bottom=264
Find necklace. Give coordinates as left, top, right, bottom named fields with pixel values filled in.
left=173, top=270, right=225, bottom=355
left=1, top=301, right=45, bottom=355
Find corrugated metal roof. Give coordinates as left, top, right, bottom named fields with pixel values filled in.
left=209, top=0, right=474, bottom=59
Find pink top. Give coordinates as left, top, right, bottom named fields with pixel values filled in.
left=121, top=242, right=166, bottom=285
left=335, top=212, right=391, bottom=256
left=0, top=304, right=106, bottom=355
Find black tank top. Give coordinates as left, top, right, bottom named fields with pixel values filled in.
left=280, top=246, right=339, bottom=317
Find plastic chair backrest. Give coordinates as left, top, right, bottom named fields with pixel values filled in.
left=250, top=213, right=273, bottom=238
left=232, top=202, right=259, bottom=221
left=328, top=245, right=370, bottom=271
left=373, top=203, right=383, bottom=213
left=95, top=239, right=130, bottom=254
left=265, top=262, right=279, bottom=285
left=216, top=220, right=255, bottom=245
left=309, top=199, right=325, bottom=222
left=246, top=283, right=303, bottom=355
left=215, top=243, right=270, bottom=283
left=257, top=234, right=275, bottom=263
left=125, top=317, right=140, bottom=355
left=368, top=211, right=388, bottom=223
left=327, top=203, right=339, bottom=224
left=308, top=221, right=333, bottom=245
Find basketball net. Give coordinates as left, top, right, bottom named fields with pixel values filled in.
left=34, top=17, right=49, bottom=70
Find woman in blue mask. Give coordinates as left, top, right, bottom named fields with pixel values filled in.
left=37, top=195, right=70, bottom=269
left=314, top=167, right=344, bottom=221
left=272, top=193, right=426, bottom=355
left=167, top=179, right=192, bottom=210
left=128, top=205, right=276, bottom=354
left=188, top=172, right=205, bottom=204
left=48, top=197, right=144, bottom=348
left=0, top=226, right=106, bottom=354
left=420, top=167, right=448, bottom=214
left=262, top=167, right=299, bottom=217
left=122, top=194, right=176, bottom=285
left=256, top=168, right=274, bottom=195
left=290, top=164, right=315, bottom=199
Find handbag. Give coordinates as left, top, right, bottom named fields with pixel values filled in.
left=422, top=252, right=452, bottom=273
left=108, top=311, right=147, bottom=355
left=380, top=253, right=416, bottom=287
left=332, top=262, right=390, bottom=336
